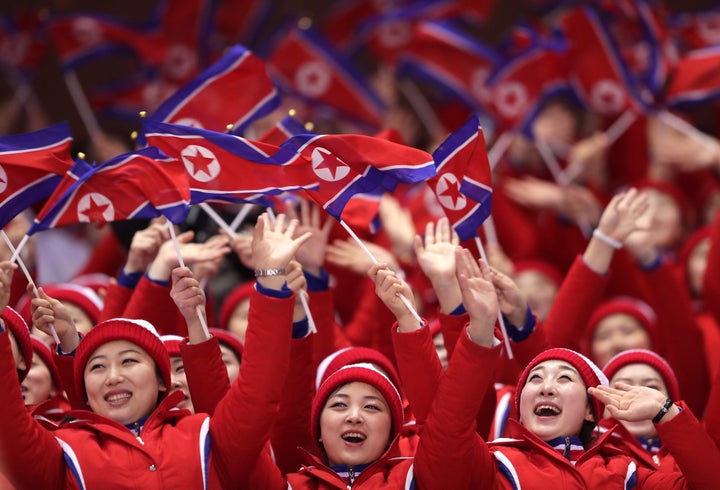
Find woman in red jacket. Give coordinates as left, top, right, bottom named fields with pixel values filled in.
left=0, top=212, right=312, bottom=489
left=413, top=247, right=719, bottom=489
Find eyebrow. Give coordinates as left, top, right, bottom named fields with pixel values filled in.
left=529, top=365, right=579, bottom=376
left=87, top=349, right=143, bottom=364
left=614, top=377, right=662, bottom=384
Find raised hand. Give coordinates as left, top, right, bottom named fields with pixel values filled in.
left=588, top=382, right=679, bottom=423
left=252, top=213, right=312, bottom=291
left=191, top=234, right=229, bottom=284
left=123, top=219, right=170, bottom=275
left=285, top=198, right=333, bottom=276
left=0, top=260, right=17, bottom=311
left=413, top=217, right=462, bottom=313
left=284, top=260, right=308, bottom=323
left=489, top=266, right=527, bottom=327
left=169, top=267, right=207, bottom=343
left=148, top=229, right=231, bottom=281
left=378, top=194, right=416, bottom=264
left=596, top=188, right=650, bottom=244
left=326, top=239, right=400, bottom=276
left=29, top=284, right=79, bottom=353
left=368, top=263, right=419, bottom=332
left=455, top=247, right=498, bottom=348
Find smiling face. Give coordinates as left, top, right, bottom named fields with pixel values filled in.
left=609, top=363, right=668, bottom=438
left=319, top=381, right=392, bottom=467
left=519, top=360, right=594, bottom=441
left=84, top=340, right=166, bottom=425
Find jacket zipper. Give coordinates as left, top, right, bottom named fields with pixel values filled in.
left=347, top=466, right=355, bottom=489
left=133, top=421, right=145, bottom=445
left=564, top=436, right=571, bottom=460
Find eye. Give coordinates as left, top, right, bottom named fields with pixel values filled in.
left=329, top=401, right=347, bottom=409
left=529, top=374, right=541, bottom=382
left=364, top=403, right=382, bottom=411
left=89, top=363, right=104, bottom=371
left=174, top=365, right=185, bottom=374
left=122, top=358, right=138, bottom=365
left=559, top=374, right=572, bottom=381
left=645, top=385, right=660, bottom=391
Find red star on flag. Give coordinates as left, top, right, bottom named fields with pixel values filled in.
left=438, top=174, right=464, bottom=208
left=314, top=150, right=347, bottom=180
left=185, top=149, right=216, bottom=178
left=80, top=194, right=111, bottom=221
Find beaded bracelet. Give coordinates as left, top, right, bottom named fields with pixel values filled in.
left=592, top=228, right=623, bottom=249
left=254, top=268, right=286, bottom=277
left=652, top=398, right=674, bottom=424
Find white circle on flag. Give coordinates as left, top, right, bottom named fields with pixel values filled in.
left=699, top=14, right=720, bottom=45
left=377, top=21, right=411, bottom=49
left=0, top=165, right=7, bottom=194
left=296, top=61, right=331, bottom=98
left=470, top=67, right=492, bottom=104
left=590, top=79, right=626, bottom=114
left=181, top=145, right=220, bottom=182
left=77, top=192, right=114, bottom=222
left=164, top=44, right=198, bottom=81
left=495, top=81, right=527, bottom=119
left=311, top=147, right=350, bottom=182
left=173, top=117, right=204, bottom=129
left=435, top=173, right=467, bottom=211
left=72, top=17, right=102, bottom=47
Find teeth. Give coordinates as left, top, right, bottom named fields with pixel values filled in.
left=342, top=432, right=366, bottom=442
left=535, top=405, right=561, bottom=416
left=107, top=393, right=131, bottom=403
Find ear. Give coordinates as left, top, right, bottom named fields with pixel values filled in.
left=584, top=405, right=595, bottom=423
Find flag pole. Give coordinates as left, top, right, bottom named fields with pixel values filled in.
left=229, top=202, right=254, bottom=232
left=0, top=231, right=61, bottom=345
left=474, top=235, right=514, bottom=359
left=9, top=234, right=30, bottom=265
left=488, top=132, right=514, bottom=170
left=338, top=219, right=424, bottom=326
left=199, top=202, right=236, bottom=236
left=63, top=70, right=103, bottom=139
left=166, top=222, right=211, bottom=339
left=658, top=110, right=719, bottom=153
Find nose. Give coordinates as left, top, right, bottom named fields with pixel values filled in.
left=345, top=406, right=363, bottom=424
left=105, top=364, right=124, bottom=386
left=539, top=379, right=556, bottom=397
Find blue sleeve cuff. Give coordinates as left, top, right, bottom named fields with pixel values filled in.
left=56, top=333, right=83, bottom=356
left=145, top=273, right=170, bottom=287
left=292, top=318, right=310, bottom=338
left=255, top=281, right=292, bottom=298
left=502, top=307, right=536, bottom=342
left=304, top=268, right=329, bottom=292
left=449, top=304, right=467, bottom=316
left=638, top=254, right=663, bottom=271
left=118, top=270, right=143, bottom=289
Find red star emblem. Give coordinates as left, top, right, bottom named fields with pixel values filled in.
left=80, top=195, right=111, bottom=221
left=438, top=175, right=463, bottom=208
left=186, top=150, right=216, bottom=178
left=314, top=152, right=347, bottom=180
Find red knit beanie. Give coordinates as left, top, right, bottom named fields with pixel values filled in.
left=29, top=335, right=63, bottom=391
left=41, top=284, right=103, bottom=324
left=218, top=281, right=255, bottom=330
left=603, top=349, right=680, bottom=402
left=311, top=363, right=404, bottom=444
left=586, top=296, right=658, bottom=349
left=74, top=318, right=170, bottom=399
left=515, top=348, right=608, bottom=422
left=3, top=306, right=33, bottom=381
left=315, top=346, right=401, bottom=392
left=209, top=328, right=243, bottom=362
left=161, top=335, right=184, bottom=358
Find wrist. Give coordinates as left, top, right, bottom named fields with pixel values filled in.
left=592, top=228, right=622, bottom=249
left=652, top=398, right=676, bottom=424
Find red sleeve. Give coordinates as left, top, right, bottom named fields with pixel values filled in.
left=52, top=351, right=85, bottom=410
left=98, top=283, right=133, bottom=322
left=640, top=261, right=710, bottom=414
left=209, top=289, right=293, bottom=487
left=391, top=325, right=443, bottom=425
left=414, top=334, right=502, bottom=489
left=123, top=276, right=186, bottom=336
left=271, top=334, right=316, bottom=475
left=437, top=311, right=468, bottom=361
left=0, top=330, right=66, bottom=489
left=544, top=255, right=609, bottom=351
left=703, top=212, right=720, bottom=325
left=704, top=366, right=720, bottom=449
left=655, top=401, right=720, bottom=489
left=179, top=336, right=230, bottom=416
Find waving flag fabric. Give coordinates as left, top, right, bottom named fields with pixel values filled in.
left=671, top=7, right=720, bottom=52
left=0, top=123, right=74, bottom=229
left=427, top=114, right=492, bottom=240
left=665, top=46, right=720, bottom=108
left=150, top=44, right=280, bottom=134
left=558, top=7, right=646, bottom=116
left=28, top=147, right=190, bottom=234
left=48, top=14, right=167, bottom=70
left=258, top=114, right=306, bottom=145
left=398, top=20, right=501, bottom=115
left=142, top=120, right=318, bottom=205
left=266, top=25, right=386, bottom=129
left=0, top=10, right=50, bottom=75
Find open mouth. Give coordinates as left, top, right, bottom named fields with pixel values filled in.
left=342, top=432, right=366, bottom=443
left=105, top=392, right=132, bottom=405
left=534, top=404, right=561, bottom=417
